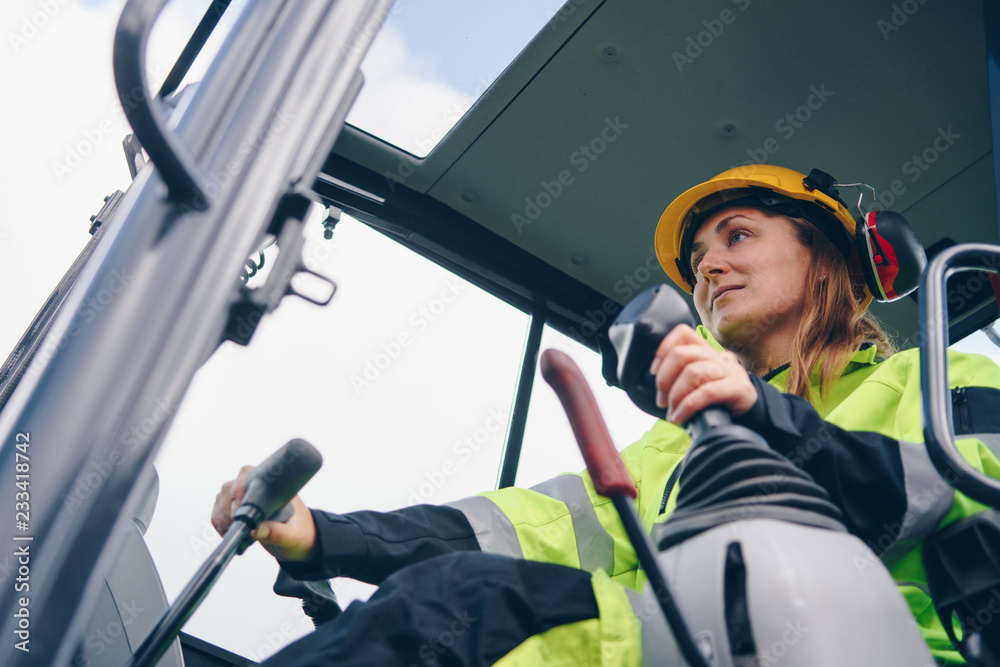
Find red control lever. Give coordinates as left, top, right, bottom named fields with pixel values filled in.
left=539, top=348, right=636, bottom=499
left=539, top=348, right=711, bottom=667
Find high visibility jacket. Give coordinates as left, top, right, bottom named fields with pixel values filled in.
left=281, top=333, right=1000, bottom=665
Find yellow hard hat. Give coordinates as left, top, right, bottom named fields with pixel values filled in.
left=654, top=165, right=869, bottom=305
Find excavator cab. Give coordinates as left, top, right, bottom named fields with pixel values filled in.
left=3, top=0, right=1000, bottom=664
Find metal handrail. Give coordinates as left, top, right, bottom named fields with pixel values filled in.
left=920, top=243, right=1000, bottom=508
left=113, top=0, right=208, bottom=206
left=0, top=0, right=394, bottom=663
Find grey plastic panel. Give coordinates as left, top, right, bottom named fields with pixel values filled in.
left=640, top=519, right=934, bottom=666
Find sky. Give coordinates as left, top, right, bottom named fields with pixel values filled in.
left=5, top=0, right=1000, bottom=663
left=0, top=0, right=654, bottom=661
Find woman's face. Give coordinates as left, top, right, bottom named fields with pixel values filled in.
left=689, top=206, right=813, bottom=351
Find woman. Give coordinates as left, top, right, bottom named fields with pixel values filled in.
left=212, top=165, right=1000, bottom=665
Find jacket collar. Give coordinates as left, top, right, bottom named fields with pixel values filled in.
left=696, top=326, right=882, bottom=386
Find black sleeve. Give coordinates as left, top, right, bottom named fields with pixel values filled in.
left=278, top=504, right=481, bottom=585
left=733, top=374, right=908, bottom=551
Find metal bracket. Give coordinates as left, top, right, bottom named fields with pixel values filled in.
left=122, top=134, right=147, bottom=180
left=322, top=205, right=341, bottom=240
left=88, top=190, right=125, bottom=235
left=222, top=195, right=336, bottom=346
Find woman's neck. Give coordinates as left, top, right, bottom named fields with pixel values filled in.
left=727, top=330, right=795, bottom=378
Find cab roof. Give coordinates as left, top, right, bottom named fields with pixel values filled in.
left=320, top=0, right=998, bottom=346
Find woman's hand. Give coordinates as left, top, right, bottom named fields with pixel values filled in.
left=211, top=465, right=319, bottom=563
left=650, top=324, right=758, bottom=424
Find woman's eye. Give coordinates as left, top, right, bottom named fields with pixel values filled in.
left=690, top=254, right=704, bottom=274
left=729, top=230, right=749, bottom=245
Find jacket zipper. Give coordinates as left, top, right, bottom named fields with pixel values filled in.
left=954, top=387, right=972, bottom=435
left=659, top=462, right=683, bottom=515
left=762, top=363, right=790, bottom=383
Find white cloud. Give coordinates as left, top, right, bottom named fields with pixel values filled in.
left=0, top=0, right=199, bottom=357
left=0, top=3, right=656, bottom=662
left=0, top=2, right=133, bottom=361
left=346, top=23, right=474, bottom=156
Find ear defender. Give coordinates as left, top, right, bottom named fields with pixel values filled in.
left=803, top=170, right=927, bottom=303
left=856, top=210, right=927, bottom=302
left=656, top=166, right=929, bottom=309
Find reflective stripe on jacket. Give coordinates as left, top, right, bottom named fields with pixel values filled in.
left=286, top=330, right=1000, bottom=665
left=446, top=332, right=1000, bottom=665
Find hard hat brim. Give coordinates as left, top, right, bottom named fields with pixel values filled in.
left=654, top=165, right=872, bottom=309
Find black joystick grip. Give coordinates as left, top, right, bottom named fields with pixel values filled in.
left=607, top=285, right=731, bottom=433
left=607, top=285, right=690, bottom=418
left=238, top=439, right=323, bottom=525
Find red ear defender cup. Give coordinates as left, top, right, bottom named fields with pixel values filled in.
left=856, top=210, right=927, bottom=302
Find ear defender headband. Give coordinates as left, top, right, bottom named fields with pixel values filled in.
left=655, top=166, right=927, bottom=306
left=805, top=170, right=927, bottom=303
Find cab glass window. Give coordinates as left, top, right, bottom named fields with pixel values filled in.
left=145, top=211, right=529, bottom=660
left=515, top=325, right=655, bottom=489
left=345, top=0, right=560, bottom=156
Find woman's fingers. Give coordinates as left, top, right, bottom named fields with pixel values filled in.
left=230, top=465, right=253, bottom=512
left=652, top=335, right=722, bottom=406
left=210, top=465, right=255, bottom=536
left=652, top=323, right=703, bottom=367
left=650, top=325, right=707, bottom=403
left=650, top=326, right=757, bottom=423
left=211, top=470, right=318, bottom=563
left=210, top=481, right=234, bottom=535
left=668, top=367, right=757, bottom=424
left=253, top=495, right=318, bottom=563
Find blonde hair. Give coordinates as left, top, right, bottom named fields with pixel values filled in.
left=783, top=216, right=896, bottom=400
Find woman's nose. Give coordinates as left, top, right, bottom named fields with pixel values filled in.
left=697, top=246, right=727, bottom=278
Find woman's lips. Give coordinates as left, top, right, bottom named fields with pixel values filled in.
left=712, top=285, right=742, bottom=306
